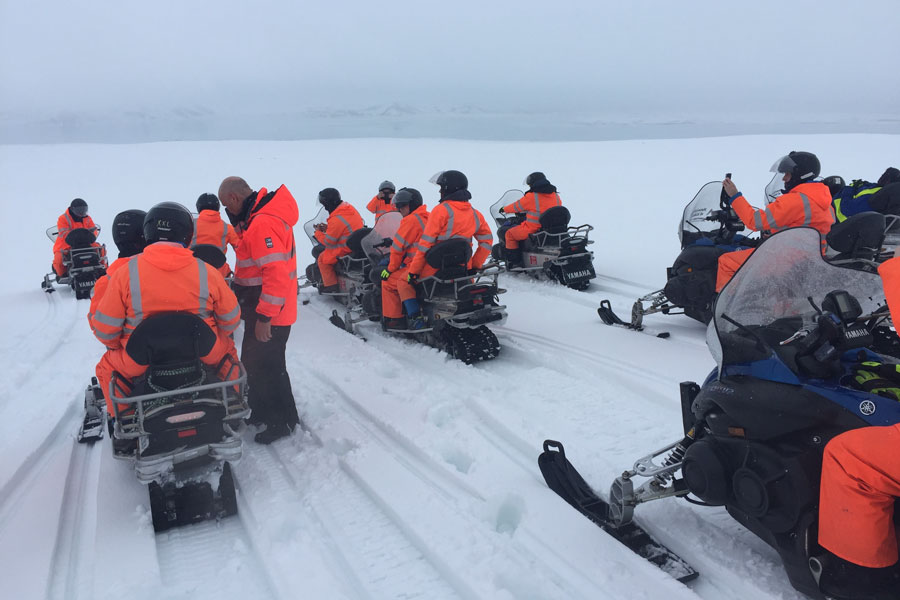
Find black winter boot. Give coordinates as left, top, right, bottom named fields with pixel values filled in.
left=505, top=248, right=523, bottom=269
left=811, top=553, right=899, bottom=600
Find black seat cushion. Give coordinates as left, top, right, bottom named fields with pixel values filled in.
left=65, top=228, right=97, bottom=248
left=538, top=206, right=571, bottom=234
left=126, top=313, right=217, bottom=367
left=827, top=211, right=886, bottom=255
left=425, top=238, right=472, bottom=279
left=192, top=244, right=227, bottom=269
left=346, top=228, right=372, bottom=259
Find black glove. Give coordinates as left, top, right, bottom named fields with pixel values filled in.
left=407, top=273, right=418, bottom=284
left=380, top=269, right=391, bottom=280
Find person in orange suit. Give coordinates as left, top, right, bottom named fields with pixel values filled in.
left=406, top=170, right=493, bottom=284
left=191, top=193, right=241, bottom=277
left=366, top=180, right=396, bottom=220
left=90, top=202, right=240, bottom=419
left=715, top=151, right=834, bottom=292
left=813, top=255, right=900, bottom=599
left=379, top=188, right=429, bottom=330
left=219, top=176, right=300, bottom=444
left=313, top=188, right=365, bottom=294
left=52, top=198, right=105, bottom=278
left=87, top=209, right=146, bottom=331
left=499, top=172, right=562, bottom=268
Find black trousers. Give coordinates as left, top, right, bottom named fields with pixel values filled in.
left=241, top=317, right=300, bottom=430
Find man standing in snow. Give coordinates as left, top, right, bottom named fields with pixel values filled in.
left=218, top=176, right=300, bottom=444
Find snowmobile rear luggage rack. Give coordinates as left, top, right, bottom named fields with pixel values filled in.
left=528, top=223, right=594, bottom=248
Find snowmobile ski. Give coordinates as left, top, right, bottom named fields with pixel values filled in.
left=597, top=300, right=670, bottom=338
left=538, top=439, right=698, bottom=584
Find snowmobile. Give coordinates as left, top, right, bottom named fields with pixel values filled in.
left=598, top=178, right=758, bottom=331
left=41, top=226, right=107, bottom=299
left=97, top=310, right=249, bottom=532
left=489, top=189, right=596, bottom=291
left=541, top=227, right=900, bottom=598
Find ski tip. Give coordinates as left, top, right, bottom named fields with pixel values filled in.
left=542, top=439, right=565, bottom=455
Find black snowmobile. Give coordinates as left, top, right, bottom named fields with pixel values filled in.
left=489, top=189, right=596, bottom=290
left=598, top=179, right=758, bottom=331
left=41, top=226, right=107, bottom=299
left=541, top=228, right=900, bottom=598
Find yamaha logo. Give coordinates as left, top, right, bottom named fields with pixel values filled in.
left=859, top=400, right=876, bottom=416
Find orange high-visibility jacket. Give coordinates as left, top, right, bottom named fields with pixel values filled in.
left=191, top=210, right=240, bottom=252
left=53, top=211, right=97, bottom=254
left=87, top=256, right=129, bottom=329
left=408, top=200, right=493, bottom=275
left=388, top=205, right=429, bottom=272
left=314, top=202, right=365, bottom=254
left=366, top=195, right=396, bottom=220
left=503, top=191, right=562, bottom=228
left=731, top=182, right=834, bottom=252
left=90, top=242, right=240, bottom=350
left=233, top=186, right=299, bottom=326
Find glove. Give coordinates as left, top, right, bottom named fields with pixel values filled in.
left=498, top=207, right=506, bottom=214
left=380, top=268, right=391, bottom=280
left=407, top=273, right=418, bottom=284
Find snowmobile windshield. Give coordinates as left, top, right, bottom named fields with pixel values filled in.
left=490, top=189, right=525, bottom=226
left=709, top=227, right=885, bottom=374
left=302, top=206, right=329, bottom=245
left=764, top=173, right=784, bottom=205
left=360, top=212, right=402, bottom=264
left=679, top=181, right=728, bottom=246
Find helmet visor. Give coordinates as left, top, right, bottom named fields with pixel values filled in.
left=764, top=173, right=784, bottom=204
left=770, top=155, right=797, bottom=174
left=70, top=204, right=89, bottom=218
left=428, top=171, right=444, bottom=185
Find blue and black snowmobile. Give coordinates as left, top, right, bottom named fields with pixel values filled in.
left=541, top=228, right=900, bottom=598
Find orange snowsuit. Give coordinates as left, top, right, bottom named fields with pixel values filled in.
left=818, top=256, right=900, bottom=567
left=232, top=185, right=299, bottom=326
left=382, top=205, right=429, bottom=318
left=52, top=210, right=105, bottom=276
left=502, top=191, right=563, bottom=250
left=715, top=182, right=835, bottom=291
left=87, top=256, right=129, bottom=331
left=366, top=195, right=395, bottom=220
left=191, top=209, right=241, bottom=277
left=90, top=242, right=241, bottom=413
left=407, top=196, right=493, bottom=279
left=314, top=202, right=365, bottom=287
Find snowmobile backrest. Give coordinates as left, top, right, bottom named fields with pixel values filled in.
left=346, top=227, right=373, bottom=259
left=826, top=211, right=886, bottom=256
left=539, top=206, right=571, bottom=234
left=125, top=312, right=217, bottom=367
left=191, top=244, right=227, bottom=269
left=425, top=238, right=472, bottom=276
left=65, top=228, right=97, bottom=248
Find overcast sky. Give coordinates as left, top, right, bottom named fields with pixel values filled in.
left=1, top=0, right=898, bottom=119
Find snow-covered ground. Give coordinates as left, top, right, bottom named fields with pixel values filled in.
left=0, top=134, right=897, bottom=600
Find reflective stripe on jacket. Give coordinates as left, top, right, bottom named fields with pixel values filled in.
left=731, top=182, right=834, bottom=252
left=366, top=195, right=395, bottom=220
left=87, top=256, right=128, bottom=330
left=408, top=200, right=493, bottom=275
left=314, top=201, right=365, bottom=251
left=90, top=243, right=240, bottom=349
left=232, top=185, right=299, bottom=325
left=388, top=205, right=429, bottom=272
left=503, top=192, right=562, bottom=226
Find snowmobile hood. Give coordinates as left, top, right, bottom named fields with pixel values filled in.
left=249, top=185, right=299, bottom=229
left=141, top=242, right=199, bottom=271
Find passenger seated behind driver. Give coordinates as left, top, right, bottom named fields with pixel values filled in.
left=379, top=188, right=429, bottom=330
left=499, top=171, right=562, bottom=269
left=313, top=188, right=365, bottom=294
left=87, top=209, right=147, bottom=332
left=89, top=202, right=241, bottom=416
left=716, top=151, right=834, bottom=292
left=831, top=167, right=900, bottom=222
left=52, top=198, right=106, bottom=278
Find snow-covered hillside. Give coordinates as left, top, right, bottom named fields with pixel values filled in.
left=0, top=134, right=897, bottom=600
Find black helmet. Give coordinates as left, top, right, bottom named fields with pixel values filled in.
left=378, top=180, right=396, bottom=193
left=143, top=202, right=194, bottom=247
left=69, top=198, right=88, bottom=218
left=196, top=193, right=220, bottom=212
left=429, top=170, right=468, bottom=197
left=822, top=175, right=846, bottom=198
left=524, top=172, right=549, bottom=188
left=770, top=151, right=821, bottom=191
left=392, top=187, right=423, bottom=211
left=878, top=167, right=900, bottom=187
left=112, top=209, right=147, bottom=255
left=318, top=188, right=342, bottom=213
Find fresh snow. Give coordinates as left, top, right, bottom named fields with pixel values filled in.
left=0, top=133, right=897, bottom=600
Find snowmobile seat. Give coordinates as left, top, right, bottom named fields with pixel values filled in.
left=65, top=227, right=97, bottom=249
left=191, top=244, right=227, bottom=269
left=346, top=228, right=373, bottom=259
left=827, top=211, right=886, bottom=261
left=425, top=238, right=472, bottom=280
left=125, top=312, right=217, bottom=367
left=538, top=206, right=571, bottom=235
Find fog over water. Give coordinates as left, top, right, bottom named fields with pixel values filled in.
left=1, top=0, right=898, bottom=142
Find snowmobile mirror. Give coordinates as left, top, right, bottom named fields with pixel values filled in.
left=822, top=290, right=862, bottom=324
